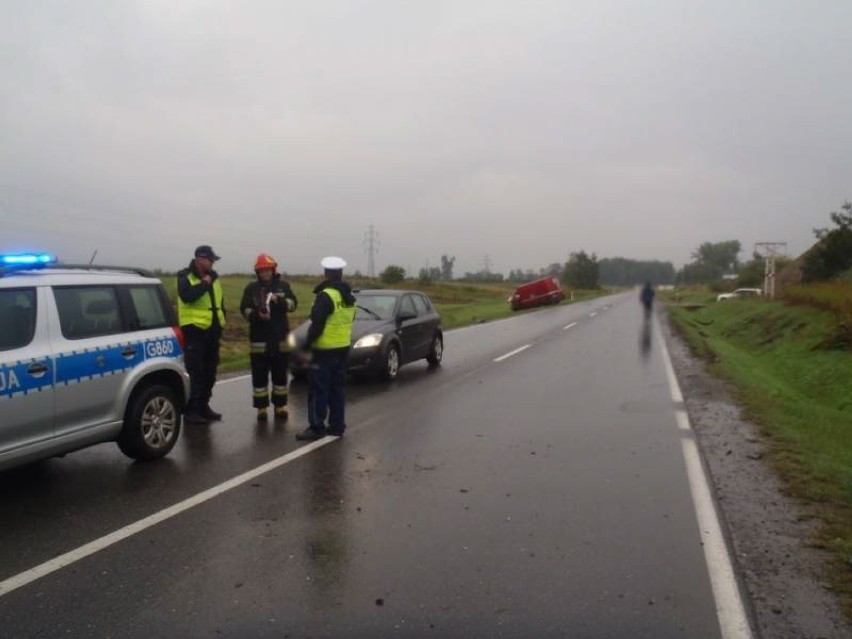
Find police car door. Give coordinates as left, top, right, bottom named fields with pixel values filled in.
left=0, top=286, right=54, bottom=455
left=51, top=285, right=131, bottom=435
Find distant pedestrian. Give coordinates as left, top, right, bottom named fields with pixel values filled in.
left=640, top=282, right=655, bottom=319
left=240, top=253, right=298, bottom=422
left=296, top=256, right=357, bottom=441
left=178, top=245, right=226, bottom=424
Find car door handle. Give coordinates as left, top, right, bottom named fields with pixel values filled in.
left=27, top=362, right=49, bottom=377
left=121, top=347, right=137, bottom=359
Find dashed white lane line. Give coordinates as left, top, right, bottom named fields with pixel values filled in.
left=589, top=311, right=597, bottom=317
left=0, top=436, right=337, bottom=599
left=657, top=322, right=753, bottom=639
left=563, top=322, right=578, bottom=330
left=493, top=344, right=531, bottom=362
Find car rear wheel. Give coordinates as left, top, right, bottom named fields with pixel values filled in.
left=382, top=343, right=400, bottom=380
left=118, top=384, right=181, bottom=460
left=426, top=333, right=443, bottom=367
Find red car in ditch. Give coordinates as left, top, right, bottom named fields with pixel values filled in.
left=508, top=276, right=565, bottom=310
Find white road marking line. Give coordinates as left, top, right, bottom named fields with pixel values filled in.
left=589, top=312, right=597, bottom=317
left=493, top=345, right=530, bottom=362
left=657, top=323, right=754, bottom=639
left=217, top=374, right=251, bottom=385
left=0, top=436, right=338, bottom=599
left=563, top=322, right=578, bottom=330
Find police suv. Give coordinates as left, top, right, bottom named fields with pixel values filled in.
left=0, top=253, right=189, bottom=470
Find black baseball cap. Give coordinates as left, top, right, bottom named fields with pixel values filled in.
left=194, top=245, right=220, bottom=261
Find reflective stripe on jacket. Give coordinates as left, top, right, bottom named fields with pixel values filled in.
left=178, top=273, right=226, bottom=329
left=314, top=287, right=355, bottom=350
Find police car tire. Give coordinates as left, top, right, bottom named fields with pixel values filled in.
left=118, top=384, right=181, bottom=461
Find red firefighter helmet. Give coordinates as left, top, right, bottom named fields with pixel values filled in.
left=254, top=253, right=278, bottom=272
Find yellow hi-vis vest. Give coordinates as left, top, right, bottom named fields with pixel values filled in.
left=178, top=273, right=226, bottom=329
left=314, top=287, right=355, bottom=350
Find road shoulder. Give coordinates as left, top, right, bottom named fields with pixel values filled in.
left=659, top=310, right=850, bottom=639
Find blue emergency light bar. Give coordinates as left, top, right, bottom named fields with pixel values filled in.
left=0, top=253, right=56, bottom=266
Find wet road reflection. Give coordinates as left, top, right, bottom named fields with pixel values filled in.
left=303, top=443, right=348, bottom=608
left=640, top=315, right=653, bottom=360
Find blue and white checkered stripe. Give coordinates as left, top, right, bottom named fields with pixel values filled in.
left=0, top=359, right=53, bottom=399
left=0, top=335, right=182, bottom=399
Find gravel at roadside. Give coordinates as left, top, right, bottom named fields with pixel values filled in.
left=660, top=310, right=849, bottom=639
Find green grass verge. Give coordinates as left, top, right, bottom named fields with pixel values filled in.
left=666, top=296, right=852, bottom=614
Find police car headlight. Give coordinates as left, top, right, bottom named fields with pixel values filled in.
left=354, top=333, right=383, bottom=349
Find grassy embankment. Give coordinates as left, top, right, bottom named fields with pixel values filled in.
left=162, top=274, right=609, bottom=372
left=664, top=283, right=852, bottom=613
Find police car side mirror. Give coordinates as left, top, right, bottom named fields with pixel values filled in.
left=398, top=310, right=417, bottom=322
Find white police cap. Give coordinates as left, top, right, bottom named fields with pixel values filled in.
left=320, top=256, right=347, bottom=270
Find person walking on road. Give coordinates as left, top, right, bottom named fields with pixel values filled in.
left=178, top=245, right=226, bottom=424
left=640, top=282, right=655, bottom=320
left=296, top=256, right=356, bottom=441
left=240, top=253, right=298, bottom=422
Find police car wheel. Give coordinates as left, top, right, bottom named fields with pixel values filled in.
left=426, top=334, right=443, bottom=366
left=118, top=384, right=181, bottom=460
left=382, top=343, right=400, bottom=380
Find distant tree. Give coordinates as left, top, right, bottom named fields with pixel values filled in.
left=693, top=240, right=741, bottom=274
left=380, top=265, right=406, bottom=283
left=802, top=202, right=852, bottom=282
left=677, top=240, right=741, bottom=284
left=440, top=254, right=456, bottom=281
left=460, top=270, right=504, bottom=283
left=418, top=267, right=432, bottom=284
left=543, top=262, right=562, bottom=278
left=598, top=258, right=675, bottom=286
left=428, top=266, right=441, bottom=282
left=562, top=251, right=599, bottom=289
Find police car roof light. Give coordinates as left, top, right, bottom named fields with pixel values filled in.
left=0, top=252, right=56, bottom=266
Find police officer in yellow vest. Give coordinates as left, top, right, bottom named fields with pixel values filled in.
left=296, top=256, right=357, bottom=441
left=177, top=245, right=226, bottom=424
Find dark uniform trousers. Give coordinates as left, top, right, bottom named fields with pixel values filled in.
left=308, top=347, right=349, bottom=433
left=183, top=325, right=221, bottom=413
left=251, top=345, right=289, bottom=409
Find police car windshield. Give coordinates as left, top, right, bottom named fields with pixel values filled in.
left=354, top=295, right=397, bottom=320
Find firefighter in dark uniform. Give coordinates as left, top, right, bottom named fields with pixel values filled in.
left=296, top=256, right=356, bottom=441
left=177, top=245, right=226, bottom=424
left=239, top=253, right=298, bottom=421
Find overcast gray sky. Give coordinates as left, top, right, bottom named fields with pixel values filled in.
left=2, top=1, right=850, bottom=276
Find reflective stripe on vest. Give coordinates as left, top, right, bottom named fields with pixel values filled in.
left=178, top=273, right=226, bottom=329
left=314, top=287, right=355, bottom=350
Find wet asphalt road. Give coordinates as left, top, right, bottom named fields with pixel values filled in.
left=0, top=293, right=727, bottom=638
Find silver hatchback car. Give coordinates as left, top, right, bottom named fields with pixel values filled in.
left=0, top=254, right=190, bottom=470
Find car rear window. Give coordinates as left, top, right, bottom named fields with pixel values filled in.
left=0, top=288, right=36, bottom=351
left=127, top=285, right=169, bottom=329
left=54, top=286, right=122, bottom=339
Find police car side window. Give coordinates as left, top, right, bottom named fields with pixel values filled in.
left=54, top=287, right=122, bottom=340
left=0, top=289, right=36, bottom=351
left=127, top=286, right=168, bottom=329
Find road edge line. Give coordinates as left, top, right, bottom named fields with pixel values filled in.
left=657, top=319, right=754, bottom=639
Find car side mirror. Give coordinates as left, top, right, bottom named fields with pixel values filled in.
left=398, top=310, right=417, bottom=322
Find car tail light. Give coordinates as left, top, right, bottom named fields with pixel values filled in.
left=172, top=326, right=186, bottom=350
